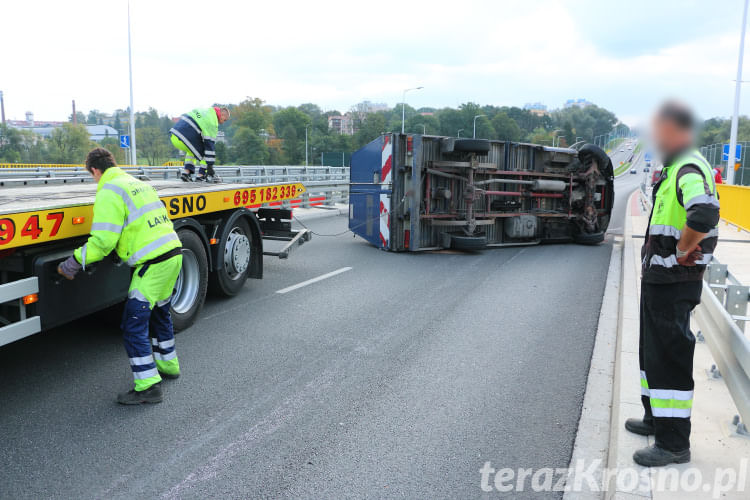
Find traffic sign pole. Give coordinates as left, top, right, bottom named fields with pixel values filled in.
left=728, top=0, right=749, bottom=184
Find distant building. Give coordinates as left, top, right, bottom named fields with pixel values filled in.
left=85, top=125, right=120, bottom=141
left=355, top=101, right=389, bottom=113
left=8, top=116, right=119, bottom=141
left=523, top=102, right=548, bottom=116
left=563, top=98, right=594, bottom=109
left=328, top=114, right=354, bottom=135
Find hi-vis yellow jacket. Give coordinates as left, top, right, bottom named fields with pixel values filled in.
left=74, top=167, right=181, bottom=268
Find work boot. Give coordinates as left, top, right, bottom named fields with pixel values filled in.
left=158, top=370, right=180, bottom=380
left=625, top=418, right=655, bottom=436
left=117, top=383, right=163, bottom=405
left=205, top=174, right=221, bottom=183
left=180, top=172, right=193, bottom=182
left=633, top=445, right=690, bottom=467
left=195, top=175, right=206, bottom=182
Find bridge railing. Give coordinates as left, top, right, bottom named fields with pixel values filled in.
left=716, top=184, right=750, bottom=233
left=0, top=165, right=351, bottom=210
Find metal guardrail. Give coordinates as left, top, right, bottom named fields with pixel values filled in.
left=0, top=165, right=351, bottom=210
left=695, top=263, right=750, bottom=431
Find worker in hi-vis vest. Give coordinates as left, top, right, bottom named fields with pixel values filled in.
left=626, top=101, right=720, bottom=466
left=58, top=148, right=183, bottom=405
left=170, top=106, right=230, bottom=182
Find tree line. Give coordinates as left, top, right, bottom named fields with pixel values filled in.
left=1, top=98, right=629, bottom=165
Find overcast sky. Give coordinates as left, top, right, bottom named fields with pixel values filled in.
left=2, top=0, right=749, bottom=126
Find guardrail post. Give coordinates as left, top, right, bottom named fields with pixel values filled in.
left=706, top=263, right=729, bottom=304
left=726, top=284, right=750, bottom=332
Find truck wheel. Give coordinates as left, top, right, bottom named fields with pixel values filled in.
left=171, top=229, right=208, bottom=331
left=573, top=231, right=605, bottom=245
left=449, top=233, right=487, bottom=250
left=453, top=139, right=491, bottom=154
left=209, top=217, right=252, bottom=297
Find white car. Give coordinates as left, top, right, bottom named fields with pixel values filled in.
left=620, top=148, right=625, bottom=152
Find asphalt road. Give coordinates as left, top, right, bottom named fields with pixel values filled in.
left=0, top=149, right=642, bottom=499
left=607, top=140, right=650, bottom=235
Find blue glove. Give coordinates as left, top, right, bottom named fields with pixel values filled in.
left=58, top=256, right=82, bottom=280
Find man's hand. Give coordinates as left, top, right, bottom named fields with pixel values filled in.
left=57, top=256, right=82, bottom=280
left=676, top=245, right=703, bottom=267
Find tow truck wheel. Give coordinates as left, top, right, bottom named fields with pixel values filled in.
left=209, top=217, right=252, bottom=297
left=171, top=229, right=209, bottom=331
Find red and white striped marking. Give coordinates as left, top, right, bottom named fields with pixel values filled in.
left=379, top=136, right=392, bottom=249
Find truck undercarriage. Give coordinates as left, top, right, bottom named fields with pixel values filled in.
left=349, top=135, right=614, bottom=251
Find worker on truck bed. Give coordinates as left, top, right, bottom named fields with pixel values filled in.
left=57, top=148, right=183, bottom=405
left=625, top=101, right=720, bottom=466
left=170, top=106, right=230, bottom=182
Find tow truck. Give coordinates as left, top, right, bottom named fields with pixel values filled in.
left=0, top=166, right=312, bottom=347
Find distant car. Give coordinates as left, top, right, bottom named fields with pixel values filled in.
left=644, top=167, right=650, bottom=172
left=630, top=168, right=637, bottom=174
left=620, top=148, right=625, bottom=152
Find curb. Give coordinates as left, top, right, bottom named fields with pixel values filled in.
left=563, top=235, right=624, bottom=500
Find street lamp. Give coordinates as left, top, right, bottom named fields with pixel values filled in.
left=305, top=124, right=311, bottom=166
left=127, top=0, right=137, bottom=165
left=473, top=114, right=486, bottom=138
left=422, top=124, right=427, bottom=134
left=401, top=86, right=423, bottom=134
left=457, top=129, right=464, bottom=138
left=551, top=129, right=563, bottom=147
left=728, top=0, right=749, bottom=184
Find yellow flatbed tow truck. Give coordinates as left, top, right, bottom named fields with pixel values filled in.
left=0, top=173, right=311, bottom=346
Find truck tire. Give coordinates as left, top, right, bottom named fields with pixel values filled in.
left=573, top=231, right=605, bottom=245
left=449, top=233, right=487, bottom=250
left=171, top=229, right=208, bottom=331
left=209, top=217, right=253, bottom=297
left=453, top=139, right=491, bottom=154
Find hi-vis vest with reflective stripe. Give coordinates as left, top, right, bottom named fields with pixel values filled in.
left=74, top=167, right=181, bottom=268
left=642, top=149, right=719, bottom=283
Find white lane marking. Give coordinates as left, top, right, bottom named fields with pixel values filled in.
left=275, top=267, right=352, bottom=294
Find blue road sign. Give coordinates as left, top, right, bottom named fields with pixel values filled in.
left=644, top=152, right=652, bottom=162
left=119, top=135, right=130, bottom=148
left=722, top=143, right=741, bottom=162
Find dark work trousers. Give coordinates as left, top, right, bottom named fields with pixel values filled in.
left=639, top=279, right=702, bottom=452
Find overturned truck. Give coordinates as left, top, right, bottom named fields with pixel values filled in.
left=349, top=134, right=614, bottom=251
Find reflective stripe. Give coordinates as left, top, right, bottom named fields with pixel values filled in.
left=650, top=253, right=713, bottom=268
left=640, top=370, right=650, bottom=396
left=156, top=296, right=172, bottom=308
left=154, top=350, right=177, bottom=361
left=133, top=367, right=159, bottom=380
left=102, top=183, right=137, bottom=214
left=649, top=225, right=718, bottom=240
left=649, top=225, right=681, bottom=239
left=125, top=201, right=164, bottom=226
left=129, top=354, right=155, bottom=366
left=81, top=243, right=87, bottom=271
left=651, top=407, right=692, bottom=418
left=685, top=194, right=720, bottom=210
left=91, top=222, right=123, bottom=233
left=649, top=388, right=693, bottom=400
left=180, top=115, right=202, bottom=135
left=127, top=233, right=180, bottom=266
left=128, top=289, right=149, bottom=303
left=171, top=128, right=202, bottom=160
left=151, top=338, right=175, bottom=349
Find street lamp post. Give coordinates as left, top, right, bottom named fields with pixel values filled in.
left=401, top=86, right=423, bottom=134
left=551, top=129, right=563, bottom=147
left=422, top=124, right=427, bottom=135
left=457, top=129, right=464, bottom=138
left=127, top=0, right=137, bottom=166
left=728, top=0, right=749, bottom=184
left=305, top=124, right=311, bottom=166
left=473, top=114, right=486, bottom=138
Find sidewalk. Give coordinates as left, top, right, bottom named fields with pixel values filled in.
left=607, top=190, right=750, bottom=499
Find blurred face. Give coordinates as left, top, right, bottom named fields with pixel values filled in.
left=87, top=167, right=103, bottom=182
left=219, top=109, right=230, bottom=124
left=651, top=116, right=691, bottom=156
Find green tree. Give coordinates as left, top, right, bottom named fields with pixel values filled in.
left=491, top=112, right=522, bottom=141
left=230, top=127, right=269, bottom=164
left=136, top=127, right=169, bottom=165
left=47, top=123, right=93, bottom=163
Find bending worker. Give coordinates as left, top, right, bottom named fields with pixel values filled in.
left=170, top=106, right=230, bottom=182
left=58, top=148, right=183, bottom=405
left=626, top=101, right=720, bottom=466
